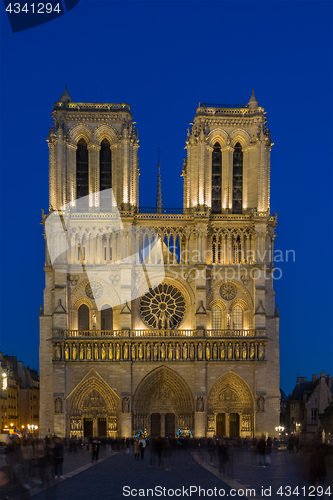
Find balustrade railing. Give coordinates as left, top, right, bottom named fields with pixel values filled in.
left=205, top=329, right=264, bottom=337
left=53, top=328, right=265, bottom=339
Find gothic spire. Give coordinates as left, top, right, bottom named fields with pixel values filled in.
left=60, top=84, right=72, bottom=103
left=156, top=145, right=162, bottom=214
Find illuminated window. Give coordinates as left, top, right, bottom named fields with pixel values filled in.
left=76, top=139, right=89, bottom=204
left=211, top=143, right=222, bottom=214
left=100, top=139, right=112, bottom=209
left=212, top=305, right=222, bottom=330
left=233, top=305, right=243, bottom=329
left=232, top=142, right=243, bottom=214
left=78, top=304, right=89, bottom=331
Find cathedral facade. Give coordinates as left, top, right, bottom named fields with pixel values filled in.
left=39, top=88, right=280, bottom=439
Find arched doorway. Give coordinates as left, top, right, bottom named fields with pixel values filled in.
left=67, top=371, right=119, bottom=438
left=207, top=371, right=254, bottom=438
left=132, top=366, right=194, bottom=438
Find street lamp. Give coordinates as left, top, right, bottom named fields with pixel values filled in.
left=2, top=372, right=7, bottom=390
left=27, top=424, right=38, bottom=434
left=275, top=425, right=285, bottom=436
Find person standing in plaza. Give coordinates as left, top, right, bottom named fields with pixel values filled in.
left=265, top=437, right=272, bottom=466
left=54, top=437, right=65, bottom=479
left=134, top=439, right=140, bottom=460
left=106, top=436, right=112, bottom=456
left=149, top=438, right=157, bottom=466
left=91, top=438, right=100, bottom=463
left=156, top=437, right=163, bottom=466
left=217, top=439, right=228, bottom=476
left=139, top=436, right=146, bottom=460
left=257, top=435, right=266, bottom=467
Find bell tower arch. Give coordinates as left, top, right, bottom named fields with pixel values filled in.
left=183, top=91, right=272, bottom=216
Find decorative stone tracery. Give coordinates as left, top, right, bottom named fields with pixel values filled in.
left=207, top=371, right=254, bottom=436
left=67, top=372, right=119, bottom=437
left=140, top=283, right=186, bottom=329
left=132, top=366, right=194, bottom=434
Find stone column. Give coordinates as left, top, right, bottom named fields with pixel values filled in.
left=198, top=130, right=205, bottom=206
left=194, top=412, right=206, bottom=438
left=225, top=413, right=230, bottom=437
left=88, top=144, right=99, bottom=208
left=121, top=413, right=132, bottom=438
left=56, top=128, right=65, bottom=209
left=160, top=414, right=165, bottom=437
left=205, top=145, right=213, bottom=208
left=242, top=147, right=250, bottom=211
left=67, top=142, right=76, bottom=207
left=221, top=146, right=233, bottom=211
left=93, top=418, right=98, bottom=436
left=122, top=129, right=130, bottom=208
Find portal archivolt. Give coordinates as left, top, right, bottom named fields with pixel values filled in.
left=207, top=371, right=254, bottom=437
left=132, top=366, right=194, bottom=435
left=67, top=374, right=119, bottom=437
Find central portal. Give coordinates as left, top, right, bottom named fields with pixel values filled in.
left=151, top=413, right=161, bottom=437
left=165, top=413, right=175, bottom=437
left=150, top=413, right=175, bottom=437
left=132, top=366, right=194, bottom=438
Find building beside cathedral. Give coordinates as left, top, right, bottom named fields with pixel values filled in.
left=39, top=87, right=280, bottom=439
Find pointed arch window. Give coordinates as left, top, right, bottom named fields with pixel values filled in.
left=211, top=142, right=222, bottom=214
left=101, top=305, right=113, bottom=330
left=78, top=304, right=89, bottom=331
left=232, top=142, right=243, bottom=214
left=232, top=305, right=243, bottom=330
left=100, top=139, right=112, bottom=210
left=76, top=139, right=89, bottom=205
left=212, top=305, right=222, bottom=330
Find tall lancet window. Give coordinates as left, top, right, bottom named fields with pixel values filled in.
left=232, top=142, right=243, bottom=214
left=78, top=304, right=89, bottom=331
left=76, top=139, right=89, bottom=202
left=211, top=142, right=222, bottom=213
left=212, top=305, right=222, bottom=330
left=101, top=305, right=113, bottom=330
left=100, top=139, right=112, bottom=209
left=233, top=305, right=243, bottom=330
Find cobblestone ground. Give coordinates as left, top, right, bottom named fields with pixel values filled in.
left=1, top=446, right=332, bottom=499
left=196, top=447, right=333, bottom=498
left=29, top=447, right=247, bottom=500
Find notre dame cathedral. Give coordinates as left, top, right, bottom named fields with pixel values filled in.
left=39, top=87, right=280, bottom=439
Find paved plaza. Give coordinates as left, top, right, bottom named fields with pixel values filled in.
left=1, top=444, right=332, bottom=499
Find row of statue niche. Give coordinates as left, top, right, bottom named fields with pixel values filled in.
left=196, top=396, right=205, bottom=412
left=70, top=419, right=82, bottom=431
left=54, top=342, right=265, bottom=361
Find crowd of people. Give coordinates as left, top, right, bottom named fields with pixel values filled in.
left=0, top=433, right=331, bottom=498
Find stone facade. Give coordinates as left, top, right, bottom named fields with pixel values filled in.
left=287, top=373, right=333, bottom=436
left=39, top=88, right=280, bottom=439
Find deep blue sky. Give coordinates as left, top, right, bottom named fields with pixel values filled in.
left=0, top=1, right=332, bottom=395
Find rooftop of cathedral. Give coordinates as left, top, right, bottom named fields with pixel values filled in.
left=195, top=91, right=264, bottom=117
left=53, top=85, right=132, bottom=114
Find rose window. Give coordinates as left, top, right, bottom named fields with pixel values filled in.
left=85, top=282, right=103, bottom=300
left=220, top=281, right=237, bottom=300
left=140, top=283, right=186, bottom=329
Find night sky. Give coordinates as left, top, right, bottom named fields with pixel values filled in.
left=0, top=1, right=332, bottom=395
